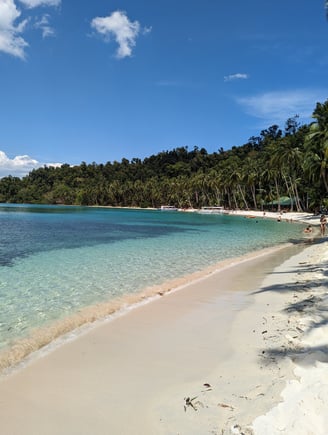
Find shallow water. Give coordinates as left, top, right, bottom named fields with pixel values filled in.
left=0, top=204, right=302, bottom=361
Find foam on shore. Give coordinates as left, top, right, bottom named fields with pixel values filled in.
left=1, top=237, right=326, bottom=435
left=0, top=242, right=300, bottom=376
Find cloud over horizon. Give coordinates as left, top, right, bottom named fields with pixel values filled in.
left=0, top=150, right=62, bottom=178
left=237, top=89, right=326, bottom=126
left=91, top=10, right=150, bottom=58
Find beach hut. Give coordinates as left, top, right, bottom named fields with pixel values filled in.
left=266, top=196, right=295, bottom=211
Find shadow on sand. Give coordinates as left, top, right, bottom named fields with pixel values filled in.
left=252, top=239, right=328, bottom=366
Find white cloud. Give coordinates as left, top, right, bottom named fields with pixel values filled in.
left=18, top=0, right=60, bottom=8
left=0, top=0, right=59, bottom=58
left=224, top=73, right=249, bottom=82
left=0, top=0, right=28, bottom=59
left=91, top=10, right=149, bottom=59
left=0, top=150, right=62, bottom=178
left=237, top=89, right=327, bottom=125
left=35, top=13, right=54, bottom=37
left=142, top=26, right=152, bottom=35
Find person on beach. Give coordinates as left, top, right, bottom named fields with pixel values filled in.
left=320, top=214, right=327, bottom=236
left=303, top=225, right=313, bottom=234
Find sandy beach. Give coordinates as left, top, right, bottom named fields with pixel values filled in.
left=0, top=213, right=327, bottom=434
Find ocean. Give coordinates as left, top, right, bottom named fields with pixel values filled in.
left=0, top=204, right=302, bottom=370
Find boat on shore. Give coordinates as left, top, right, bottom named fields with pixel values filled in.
left=198, top=206, right=225, bottom=214
left=159, top=205, right=178, bottom=211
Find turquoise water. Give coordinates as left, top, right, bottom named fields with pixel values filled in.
left=0, top=204, right=302, bottom=362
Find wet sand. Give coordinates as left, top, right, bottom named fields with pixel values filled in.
left=0, top=241, right=317, bottom=434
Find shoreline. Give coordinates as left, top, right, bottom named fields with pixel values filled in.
left=225, top=209, right=321, bottom=225
left=0, top=239, right=320, bottom=434
left=58, top=203, right=322, bottom=227
left=0, top=242, right=299, bottom=377
left=150, top=238, right=328, bottom=434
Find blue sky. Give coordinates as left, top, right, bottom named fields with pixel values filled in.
left=0, top=0, right=327, bottom=177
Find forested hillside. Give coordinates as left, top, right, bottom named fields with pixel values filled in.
left=1, top=100, right=327, bottom=211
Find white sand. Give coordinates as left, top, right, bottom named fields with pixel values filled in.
left=251, top=241, right=328, bottom=435
left=0, top=222, right=328, bottom=434
left=226, top=209, right=321, bottom=225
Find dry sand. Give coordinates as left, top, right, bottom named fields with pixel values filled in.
left=226, top=209, right=321, bottom=226
left=0, top=226, right=328, bottom=434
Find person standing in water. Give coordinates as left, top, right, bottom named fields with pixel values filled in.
left=320, top=214, right=327, bottom=236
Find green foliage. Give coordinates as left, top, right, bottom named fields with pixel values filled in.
left=1, top=100, right=328, bottom=211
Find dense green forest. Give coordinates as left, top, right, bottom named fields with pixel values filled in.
left=1, top=99, right=327, bottom=211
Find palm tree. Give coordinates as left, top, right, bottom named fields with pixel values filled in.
left=242, top=156, right=260, bottom=209
left=270, top=136, right=304, bottom=211
left=262, top=165, right=282, bottom=212
left=207, top=169, right=224, bottom=206
left=303, top=100, right=328, bottom=194
left=228, top=157, right=249, bottom=209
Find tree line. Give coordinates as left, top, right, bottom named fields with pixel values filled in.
left=0, top=99, right=327, bottom=212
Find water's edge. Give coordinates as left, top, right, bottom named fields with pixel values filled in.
left=0, top=240, right=307, bottom=378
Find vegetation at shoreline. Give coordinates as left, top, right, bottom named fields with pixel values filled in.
left=1, top=99, right=327, bottom=211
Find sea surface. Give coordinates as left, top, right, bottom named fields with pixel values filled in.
left=0, top=204, right=302, bottom=368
